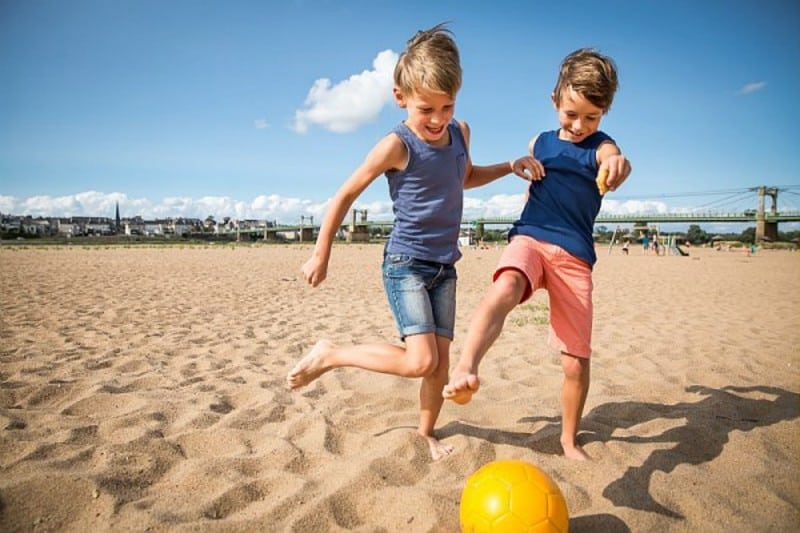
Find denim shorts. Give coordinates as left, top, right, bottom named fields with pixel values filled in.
left=382, top=253, right=457, bottom=340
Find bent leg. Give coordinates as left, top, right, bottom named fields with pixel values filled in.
left=286, top=333, right=438, bottom=390
left=443, top=269, right=528, bottom=404
left=561, top=352, right=591, bottom=460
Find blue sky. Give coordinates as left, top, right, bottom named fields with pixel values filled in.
left=1, top=0, right=799, bottom=229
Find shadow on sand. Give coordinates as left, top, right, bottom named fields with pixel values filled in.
left=440, top=385, right=799, bottom=525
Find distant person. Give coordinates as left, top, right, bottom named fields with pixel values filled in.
left=286, top=23, right=535, bottom=460
left=442, top=48, right=631, bottom=460
left=622, top=239, right=629, bottom=255
left=642, top=234, right=650, bottom=255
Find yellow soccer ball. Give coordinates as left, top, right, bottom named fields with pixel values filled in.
left=460, top=459, right=569, bottom=532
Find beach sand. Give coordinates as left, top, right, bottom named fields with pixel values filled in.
left=1, top=243, right=798, bottom=532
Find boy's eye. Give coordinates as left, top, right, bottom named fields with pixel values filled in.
left=418, top=105, right=453, bottom=114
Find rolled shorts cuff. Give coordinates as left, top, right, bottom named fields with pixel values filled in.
left=399, top=325, right=454, bottom=340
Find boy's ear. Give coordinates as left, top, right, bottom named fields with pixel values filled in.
left=551, top=92, right=559, bottom=110
left=393, top=87, right=407, bottom=108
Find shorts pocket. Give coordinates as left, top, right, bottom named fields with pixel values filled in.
left=384, top=253, right=413, bottom=266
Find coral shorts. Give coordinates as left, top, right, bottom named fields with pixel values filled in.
left=495, top=235, right=593, bottom=358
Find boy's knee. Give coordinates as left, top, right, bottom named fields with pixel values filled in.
left=409, top=355, right=438, bottom=377
left=404, top=335, right=441, bottom=377
left=493, top=269, right=529, bottom=304
left=562, top=353, right=590, bottom=380
left=424, top=361, right=450, bottom=384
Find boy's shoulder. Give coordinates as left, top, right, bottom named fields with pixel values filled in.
left=586, top=130, right=615, bottom=148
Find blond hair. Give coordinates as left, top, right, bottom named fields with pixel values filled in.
left=394, top=23, right=461, bottom=98
left=553, top=48, right=618, bottom=113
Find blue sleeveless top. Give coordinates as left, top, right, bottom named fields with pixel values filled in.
left=509, top=129, right=614, bottom=267
left=385, top=120, right=468, bottom=264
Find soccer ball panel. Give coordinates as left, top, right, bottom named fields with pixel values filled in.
left=460, top=460, right=569, bottom=533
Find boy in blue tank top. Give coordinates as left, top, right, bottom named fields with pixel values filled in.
left=443, top=49, right=632, bottom=461
left=287, top=24, right=535, bottom=460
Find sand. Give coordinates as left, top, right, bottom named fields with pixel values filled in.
left=0, top=243, right=798, bottom=532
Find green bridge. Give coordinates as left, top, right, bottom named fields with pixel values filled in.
left=242, top=186, right=800, bottom=242
left=245, top=209, right=800, bottom=243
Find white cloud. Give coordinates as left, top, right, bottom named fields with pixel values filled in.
left=0, top=191, right=670, bottom=221
left=600, top=199, right=670, bottom=215
left=292, top=49, right=399, bottom=134
left=347, top=199, right=394, bottom=220
left=738, top=81, right=766, bottom=95
left=0, top=192, right=318, bottom=223
left=11, top=191, right=130, bottom=218
left=254, top=119, right=270, bottom=129
left=0, top=195, right=16, bottom=213
left=252, top=194, right=316, bottom=221
left=463, top=193, right=526, bottom=219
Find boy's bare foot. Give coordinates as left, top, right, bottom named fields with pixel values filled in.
left=561, top=440, right=591, bottom=461
left=442, top=372, right=480, bottom=404
left=423, top=434, right=454, bottom=461
left=287, top=340, right=334, bottom=390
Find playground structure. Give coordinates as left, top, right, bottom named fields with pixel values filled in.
left=607, top=224, right=689, bottom=256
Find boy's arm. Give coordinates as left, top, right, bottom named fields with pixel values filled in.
left=596, top=141, right=632, bottom=192
left=302, top=134, right=406, bottom=288
left=459, top=121, right=541, bottom=189
left=464, top=161, right=518, bottom=190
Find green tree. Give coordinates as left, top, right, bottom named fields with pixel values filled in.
left=739, top=227, right=756, bottom=244
left=686, top=224, right=708, bottom=245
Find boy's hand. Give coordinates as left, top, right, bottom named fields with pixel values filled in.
left=599, top=154, right=631, bottom=193
left=511, top=156, right=545, bottom=181
left=301, top=256, right=328, bottom=288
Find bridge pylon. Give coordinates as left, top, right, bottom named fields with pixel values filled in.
left=299, top=215, right=314, bottom=242
left=756, top=186, right=779, bottom=242
left=347, top=209, right=370, bottom=242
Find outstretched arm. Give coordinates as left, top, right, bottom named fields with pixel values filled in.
left=464, top=161, right=519, bottom=190
left=301, top=134, right=406, bottom=287
left=458, top=121, right=540, bottom=189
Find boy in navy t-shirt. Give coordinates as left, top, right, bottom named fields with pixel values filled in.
left=443, top=48, right=631, bottom=461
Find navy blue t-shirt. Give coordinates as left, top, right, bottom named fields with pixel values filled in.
left=509, top=129, right=614, bottom=267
